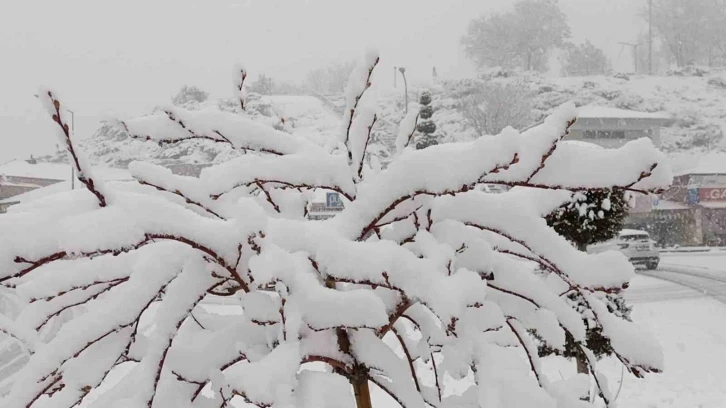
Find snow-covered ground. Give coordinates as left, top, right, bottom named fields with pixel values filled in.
left=660, top=251, right=726, bottom=270
left=601, top=275, right=726, bottom=408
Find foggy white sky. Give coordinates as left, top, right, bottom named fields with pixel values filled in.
left=0, top=0, right=644, bottom=163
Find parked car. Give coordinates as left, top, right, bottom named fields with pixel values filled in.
left=587, top=229, right=660, bottom=270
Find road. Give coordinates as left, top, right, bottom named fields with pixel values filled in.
left=625, top=252, right=726, bottom=304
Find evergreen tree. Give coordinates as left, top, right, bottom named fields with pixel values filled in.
left=542, top=189, right=632, bottom=376
left=415, top=90, right=438, bottom=149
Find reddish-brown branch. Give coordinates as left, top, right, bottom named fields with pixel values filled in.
left=343, top=57, right=380, bottom=160
left=401, top=113, right=420, bottom=151
left=524, top=118, right=576, bottom=183
left=35, top=278, right=128, bottom=330
left=237, top=68, right=248, bottom=112
left=280, top=298, right=287, bottom=341
left=356, top=153, right=519, bottom=241
left=367, top=374, right=410, bottom=408
left=301, top=355, right=352, bottom=373
left=210, top=179, right=354, bottom=202
left=391, top=326, right=421, bottom=393
left=2, top=252, right=67, bottom=285
left=231, top=390, right=271, bottom=408
left=506, top=319, right=543, bottom=387
left=430, top=350, right=442, bottom=403
left=256, top=181, right=281, bottom=213
left=148, top=290, right=208, bottom=408
left=356, top=114, right=378, bottom=180
left=41, top=91, right=107, bottom=208
left=26, top=376, right=62, bottom=408
left=487, top=283, right=540, bottom=308
left=374, top=206, right=422, bottom=229
left=29, top=277, right=128, bottom=303
left=190, top=353, right=249, bottom=402
left=378, top=298, right=413, bottom=337
left=135, top=179, right=223, bottom=219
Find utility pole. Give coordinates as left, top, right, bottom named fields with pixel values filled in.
left=648, top=0, right=653, bottom=75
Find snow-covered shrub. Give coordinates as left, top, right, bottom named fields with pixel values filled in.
left=171, top=85, right=209, bottom=107
left=0, top=51, right=671, bottom=408
left=707, top=72, right=726, bottom=89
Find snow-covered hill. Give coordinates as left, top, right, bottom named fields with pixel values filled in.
left=36, top=71, right=726, bottom=174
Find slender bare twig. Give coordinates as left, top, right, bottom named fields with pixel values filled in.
left=40, top=91, right=106, bottom=207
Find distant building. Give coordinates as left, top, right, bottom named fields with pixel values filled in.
left=0, top=160, right=132, bottom=214
left=626, top=154, right=726, bottom=246
left=566, top=106, right=673, bottom=148
left=0, top=160, right=65, bottom=211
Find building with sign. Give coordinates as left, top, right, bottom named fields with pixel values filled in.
left=566, top=106, right=673, bottom=148
left=626, top=154, right=726, bottom=246
left=307, top=192, right=345, bottom=221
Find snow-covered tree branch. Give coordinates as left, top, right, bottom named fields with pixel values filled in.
left=0, top=51, right=671, bottom=408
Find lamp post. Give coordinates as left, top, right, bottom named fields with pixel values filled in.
left=398, top=67, right=408, bottom=114
left=34, top=94, right=75, bottom=189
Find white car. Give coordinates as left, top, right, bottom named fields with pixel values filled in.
left=587, top=229, right=660, bottom=270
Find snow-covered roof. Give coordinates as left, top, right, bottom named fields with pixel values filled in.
left=620, top=229, right=649, bottom=236
left=675, top=153, right=726, bottom=176
left=559, top=140, right=604, bottom=149
left=653, top=200, right=691, bottom=210
left=576, top=106, right=670, bottom=120
left=0, top=160, right=132, bottom=181
left=0, top=180, right=133, bottom=206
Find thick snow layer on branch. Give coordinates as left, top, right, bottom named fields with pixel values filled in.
left=295, top=371, right=355, bottom=408
left=475, top=342, right=556, bottom=408
left=249, top=244, right=390, bottom=331
left=2, top=245, right=191, bottom=408
left=587, top=294, right=664, bottom=372
left=199, top=153, right=355, bottom=199
left=0, top=313, right=40, bottom=351
left=481, top=103, right=672, bottom=190
left=396, top=110, right=419, bottom=154
left=332, top=128, right=521, bottom=239
left=123, top=106, right=321, bottom=155
left=351, top=329, right=426, bottom=408
left=348, top=107, right=376, bottom=178
left=340, top=50, right=379, bottom=144
left=431, top=191, right=636, bottom=290
left=224, top=341, right=300, bottom=406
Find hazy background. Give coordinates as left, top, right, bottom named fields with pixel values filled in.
left=0, top=0, right=644, bottom=163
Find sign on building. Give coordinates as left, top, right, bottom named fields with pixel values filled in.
left=308, top=192, right=345, bottom=221
left=699, top=187, right=726, bottom=202
left=326, top=192, right=344, bottom=209
left=687, top=188, right=700, bottom=205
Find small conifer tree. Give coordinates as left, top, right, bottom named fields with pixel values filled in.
left=415, top=90, right=438, bottom=149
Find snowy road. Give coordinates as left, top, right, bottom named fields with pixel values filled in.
left=625, top=252, right=726, bottom=304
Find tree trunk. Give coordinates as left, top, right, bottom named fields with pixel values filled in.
left=352, top=376, right=373, bottom=408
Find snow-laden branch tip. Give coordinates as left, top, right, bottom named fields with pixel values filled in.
left=36, top=88, right=108, bottom=208
left=233, top=63, right=248, bottom=112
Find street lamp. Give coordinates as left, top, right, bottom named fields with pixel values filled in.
left=398, top=67, right=408, bottom=114
left=34, top=94, right=75, bottom=189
